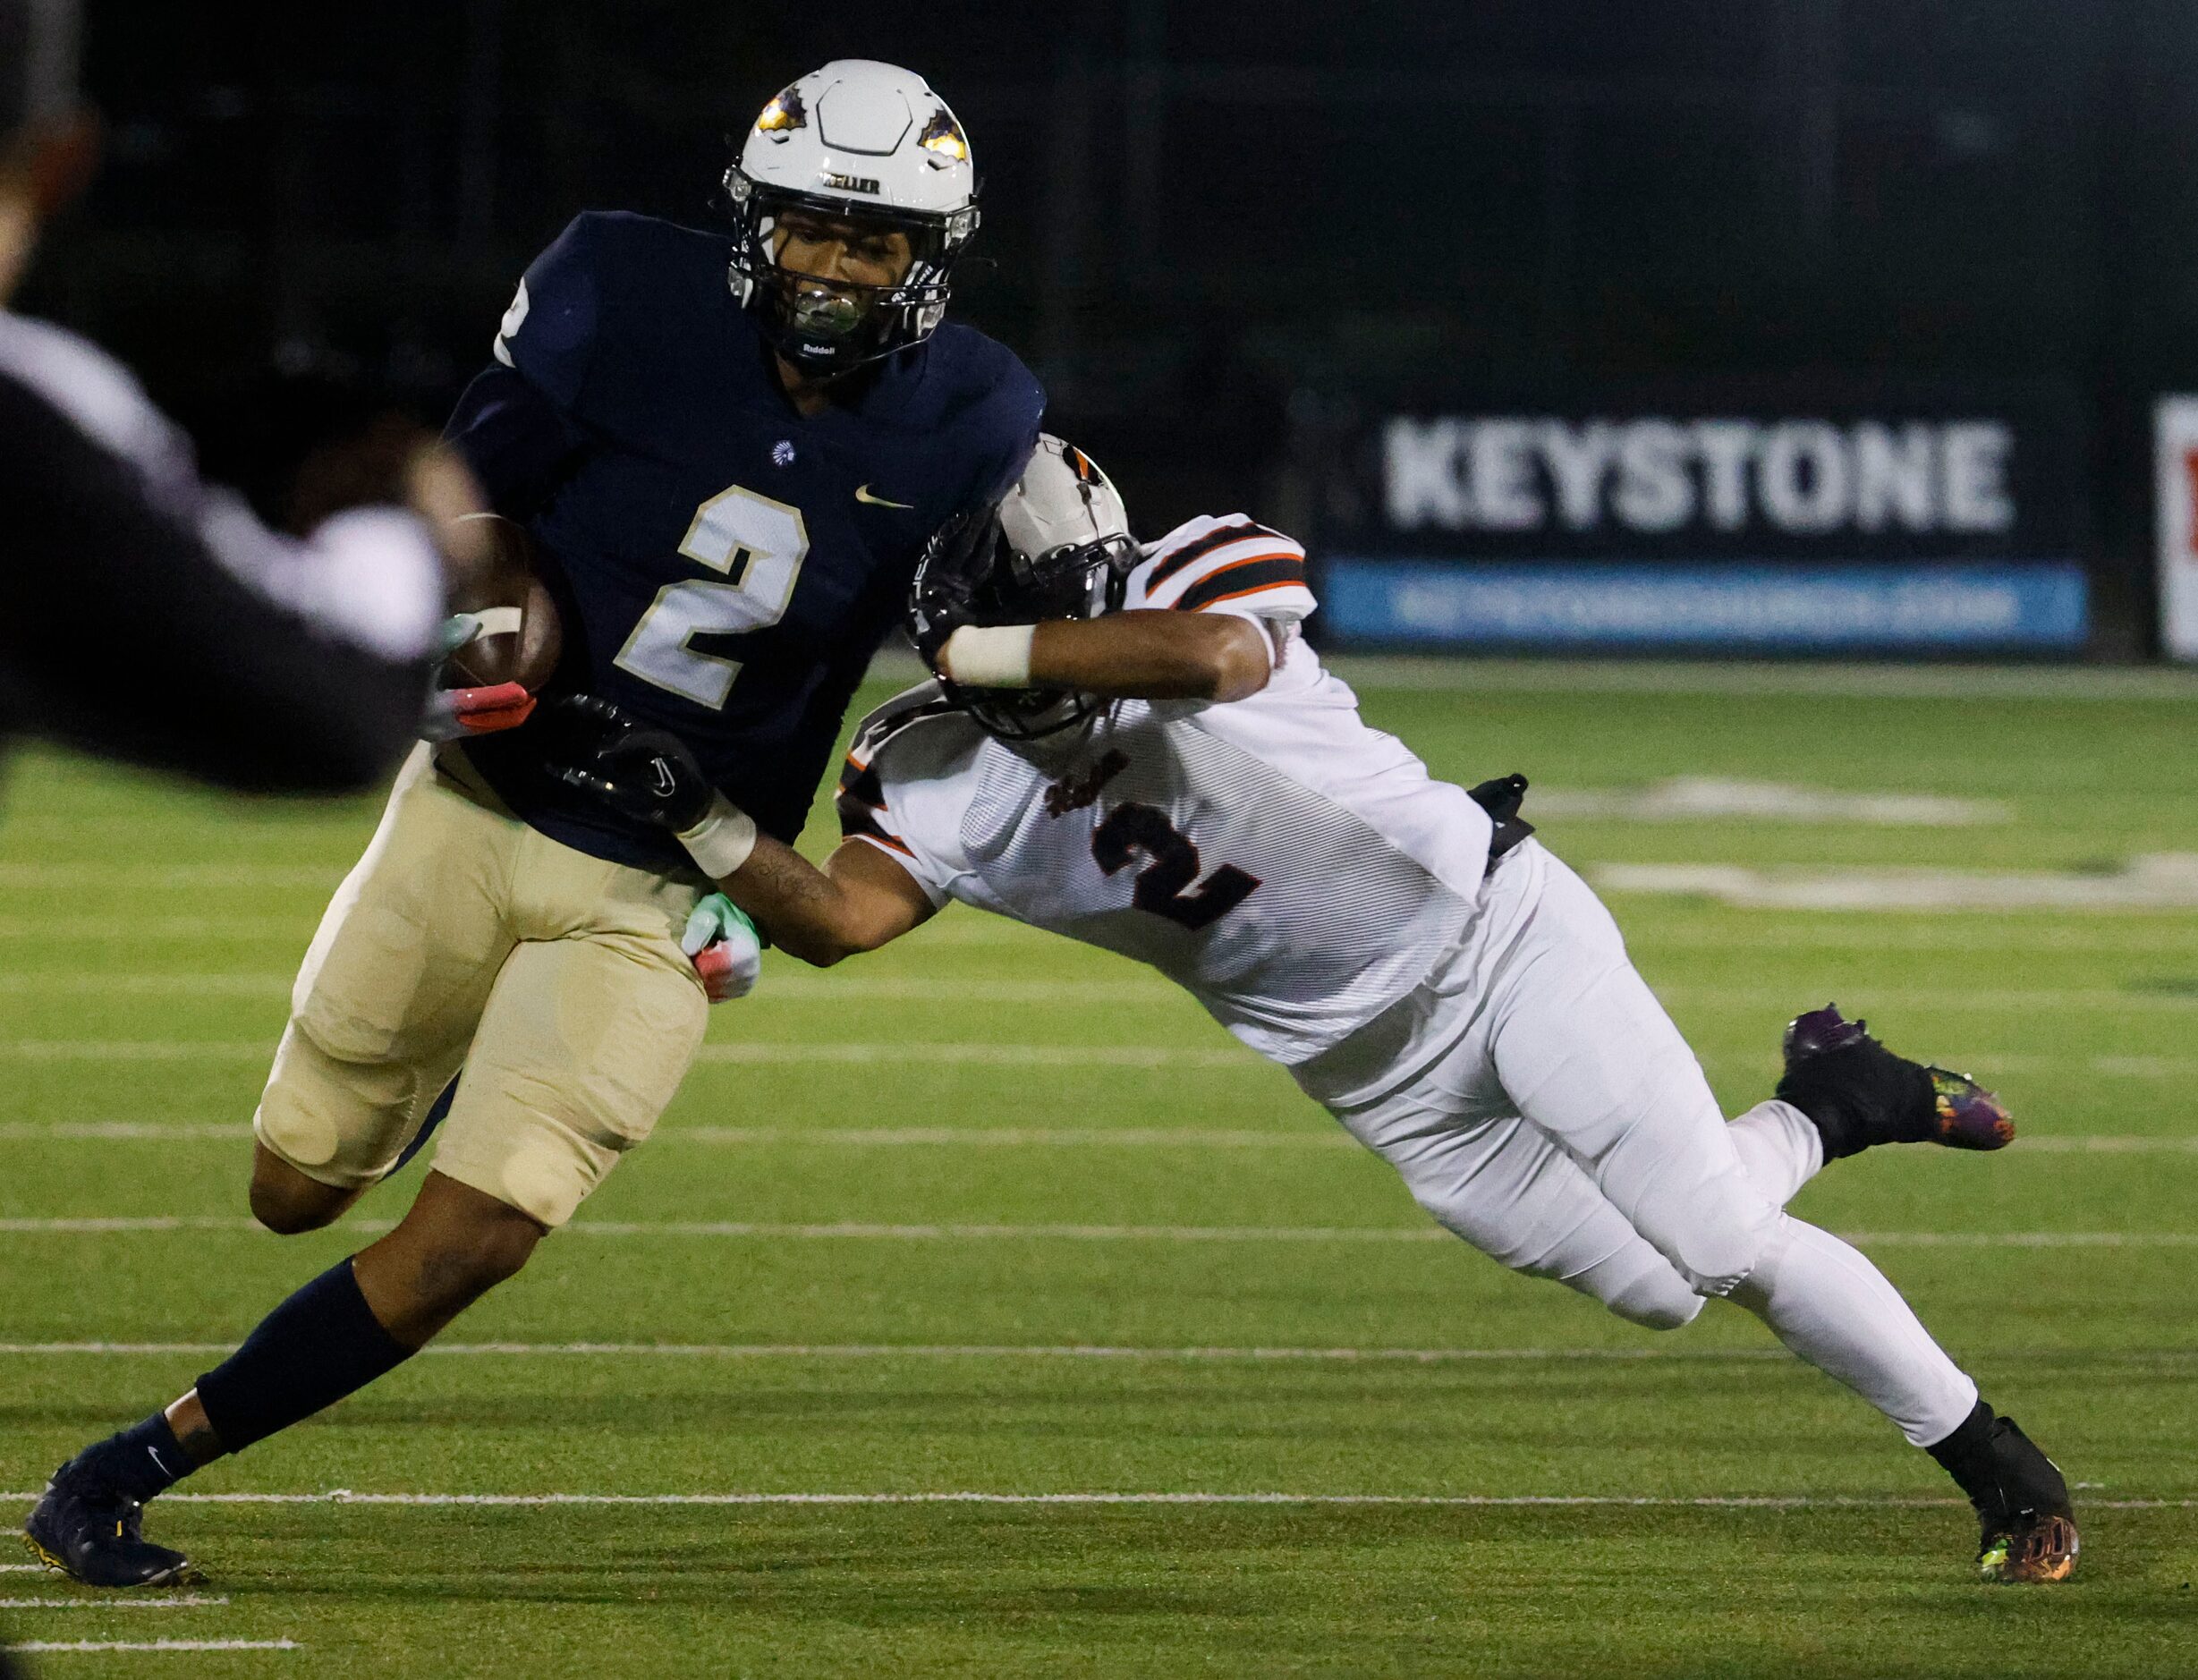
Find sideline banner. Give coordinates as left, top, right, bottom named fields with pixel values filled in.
left=2155, top=397, right=2198, bottom=661
left=1322, top=561, right=2087, bottom=651
left=1316, top=396, right=2089, bottom=650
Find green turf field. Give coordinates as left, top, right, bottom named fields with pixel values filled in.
left=4, top=659, right=2195, bottom=1678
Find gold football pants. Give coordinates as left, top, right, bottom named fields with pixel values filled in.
left=253, top=744, right=709, bottom=1227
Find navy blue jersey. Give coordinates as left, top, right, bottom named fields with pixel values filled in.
left=445, top=210, right=1042, bottom=871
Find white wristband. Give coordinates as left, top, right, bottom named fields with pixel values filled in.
left=677, top=793, right=759, bottom=879
left=940, top=623, right=1037, bottom=688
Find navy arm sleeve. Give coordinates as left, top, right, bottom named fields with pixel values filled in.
left=0, top=373, right=438, bottom=793
left=443, top=215, right=607, bottom=520
left=444, top=362, right=589, bottom=524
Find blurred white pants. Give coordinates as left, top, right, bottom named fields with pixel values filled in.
left=1296, top=840, right=1979, bottom=1448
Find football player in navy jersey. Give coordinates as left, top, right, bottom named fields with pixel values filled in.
left=25, top=61, right=1041, bottom=1589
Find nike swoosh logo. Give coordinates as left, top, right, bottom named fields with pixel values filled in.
left=854, top=484, right=916, bottom=509
left=649, top=759, right=678, bottom=798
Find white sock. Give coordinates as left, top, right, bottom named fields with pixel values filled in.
left=1732, top=1216, right=1979, bottom=1447
left=1727, top=1099, right=1823, bottom=1208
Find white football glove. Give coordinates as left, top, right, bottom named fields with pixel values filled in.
left=681, top=892, right=763, bottom=1004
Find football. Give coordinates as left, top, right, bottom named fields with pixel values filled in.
left=443, top=514, right=564, bottom=692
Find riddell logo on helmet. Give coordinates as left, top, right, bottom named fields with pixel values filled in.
left=821, top=171, right=882, bottom=196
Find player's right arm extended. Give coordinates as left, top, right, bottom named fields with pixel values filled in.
left=931, top=612, right=1273, bottom=701
left=544, top=697, right=935, bottom=967
left=713, top=835, right=935, bottom=967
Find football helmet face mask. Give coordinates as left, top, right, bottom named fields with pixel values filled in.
left=726, top=60, right=980, bottom=374
left=947, top=437, right=1140, bottom=742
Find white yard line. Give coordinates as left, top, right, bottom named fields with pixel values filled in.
left=0, top=1216, right=2192, bottom=1246
left=0, top=1218, right=263, bottom=1233
left=0, top=918, right=318, bottom=942
left=0, top=1039, right=1258, bottom=1069
left=1627, top=923, right=2198, bottom=950
left=0, top=972, right=1181, bottom=1004
left=7, top=1640, right=299, bottom=1653
left=0, top=1597, right=229, bottom=1610
left=0, top=1123, right=245, bottom=1141
left=0, top=1489, right=2187, bottom=1511
left=0, top=1041, right=273, bottom=1062
left=1656, top=986, right=2198, bottom=1012
left=2013, top=1134, right=2198, bottom=1153
left=9, top=1039, right=2198, bottom=1078
left=0, top=863, right=338, bottom=889
left=0, top=1342, right=1799, bottom=1362
left=699, top=1042, right=1252, bottom=1068
left=0, top=911, right=1045, bottom=947
left=0, top=1121, right=1347, bottom=1148
left=2, top=1340, right=2188, bottom=1363
left=12, top=972, right=2198, bottom=1012
left=6, top=911, right=2190, bottom=948
left=6, top=1120, right=2198, bottom=1155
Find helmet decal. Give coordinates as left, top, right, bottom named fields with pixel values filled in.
left=755, top=83, right=807, bottom=135
left=918, top=109, right=970, bottom=164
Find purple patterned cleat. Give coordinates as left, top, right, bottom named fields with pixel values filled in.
left=1776, top=1003, right=2015, bottom=1161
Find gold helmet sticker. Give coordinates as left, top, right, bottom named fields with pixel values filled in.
left=918, top=109, right=969, bottom=163
left=756, top=83, right=808, bottom=134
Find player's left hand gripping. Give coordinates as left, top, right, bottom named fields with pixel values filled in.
left=681, top=892, right=763, bottom=1003
left=544, top=696, right=714, bottom=830
left=420, top=614, right=535, bottom=740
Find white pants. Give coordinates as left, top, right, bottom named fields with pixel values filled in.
left=1298, top=840, right=1980, bottom=1447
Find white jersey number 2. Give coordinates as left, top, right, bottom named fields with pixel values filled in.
left=615, top=485, right=810, bottom=709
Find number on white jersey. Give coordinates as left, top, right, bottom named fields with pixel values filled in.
left=1091, top=802, right=1260, bottom=930
left=615, top=485, right=810, bottom=709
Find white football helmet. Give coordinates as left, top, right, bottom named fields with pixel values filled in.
left=999, top=434, right=1134, bottom=577
left=725, top=60, right=980, bottom=372
left=948, top=436, right=1140, bottom=741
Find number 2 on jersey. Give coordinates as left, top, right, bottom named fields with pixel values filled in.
left=1091, top=802, right=1260, bottom=930
left=615, top=485, right=810, bottom=709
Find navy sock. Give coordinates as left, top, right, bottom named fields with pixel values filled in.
left=72, top=1412, right=192, bottom=1504
left=193, top=1258, right=414, bottom=1455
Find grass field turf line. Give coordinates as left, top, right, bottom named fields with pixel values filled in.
left=4, top=661, right=2196, bottom=1677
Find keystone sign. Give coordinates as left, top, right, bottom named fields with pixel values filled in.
left=1383, top=417, right=2022, bottom=544
left=1319, top=397, right=2088, bottom=650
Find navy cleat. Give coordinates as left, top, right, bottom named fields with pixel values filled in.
left=1777, top=1003, right=2014, bottom=1161
left=22, top=1460, right=198, bottom=1589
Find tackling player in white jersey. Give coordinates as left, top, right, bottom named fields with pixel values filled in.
left=548, top=436, right=2078, bottom=1584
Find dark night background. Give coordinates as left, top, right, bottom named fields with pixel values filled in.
left=21, top=0, right=2198, bottom=651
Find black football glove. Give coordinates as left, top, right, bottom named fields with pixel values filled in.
left=906, top=505, right=1001, bottom=671
left=543, top=696, right=715, bottom=832
left=1466, top=772, right=1535, bottom=858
